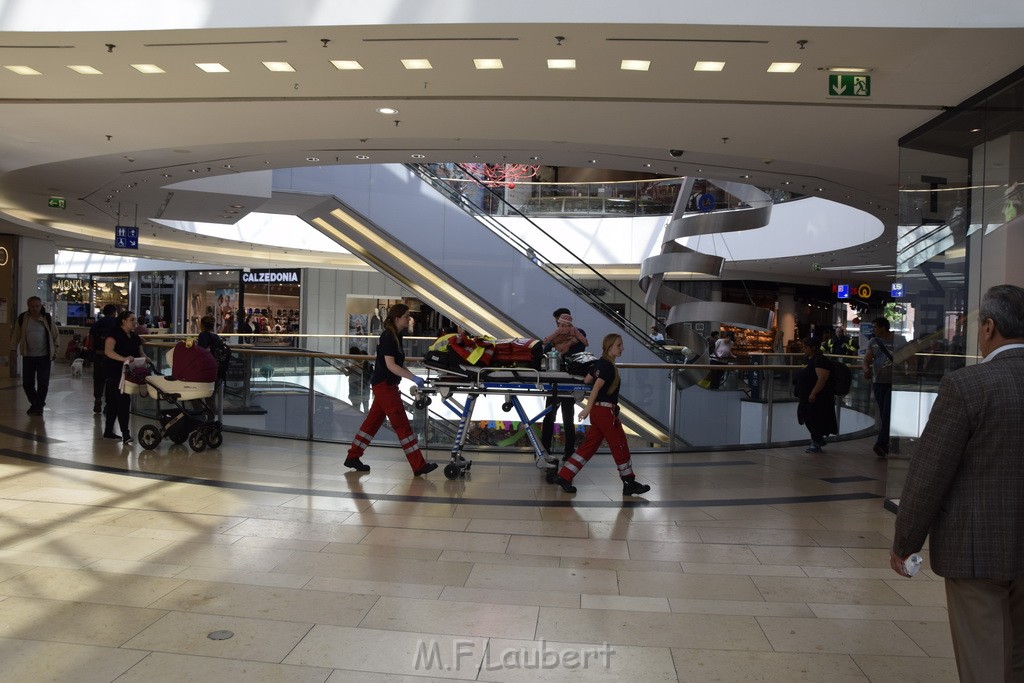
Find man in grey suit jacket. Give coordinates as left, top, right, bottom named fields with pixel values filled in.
left=891, top=284, right=1024, bottom=682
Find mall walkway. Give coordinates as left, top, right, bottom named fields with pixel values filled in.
left=0, top=365, right=955, bottom=681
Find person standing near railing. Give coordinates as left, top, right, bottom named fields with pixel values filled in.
left=541, top=308, right=588, bottom=462
left=344, top=303, right=438, bottom=476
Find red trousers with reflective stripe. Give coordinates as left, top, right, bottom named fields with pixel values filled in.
left=347, top=381, right=426, bottom=472
left=556, top=404, right=635, bottom=482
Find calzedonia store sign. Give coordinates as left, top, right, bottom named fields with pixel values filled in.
left=242, top=269, right=301, bottom=284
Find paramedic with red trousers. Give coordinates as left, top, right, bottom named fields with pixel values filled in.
left=344, top=303, right=437, bottom=476
left=553, top=333, right=651, bottom=496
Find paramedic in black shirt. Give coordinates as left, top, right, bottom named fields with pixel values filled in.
left=541, top=307, right=587, bottom=462
left=344, top=303, right=437, bottom=476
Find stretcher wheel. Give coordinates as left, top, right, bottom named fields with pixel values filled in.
left=138, top=424, right=161, bottom=450
left=206, top=429, right=223, bottom=449
left=414, top=398, right=426, bottom=410
left=443, top=463, right=461, bottom=480
left=170, top=432, right=189, bottom=444
left=188, top=431, right=207, bottom=452
left=501, top=402, right=513, bottom=412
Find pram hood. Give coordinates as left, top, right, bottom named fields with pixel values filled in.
left=169, top=339, right=218, bottom=382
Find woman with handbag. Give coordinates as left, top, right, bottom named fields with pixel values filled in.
left=103, top=310, right=148, bottom=446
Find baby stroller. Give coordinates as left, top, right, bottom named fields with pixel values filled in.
left=136, top=340, right=223, bottom=452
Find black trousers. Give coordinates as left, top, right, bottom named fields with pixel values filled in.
left=92, top=356, right=106, bottom=401
left=21, top=355, right=52, bottom=409
left=104, top=377, right=131, bottom=436
left=541, top=395, right=576, bottom=457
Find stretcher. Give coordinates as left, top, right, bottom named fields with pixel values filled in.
left=413, top=364, right=591, bottom=480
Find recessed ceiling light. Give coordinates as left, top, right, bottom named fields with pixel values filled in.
left=530, top=156, right=541, bottom=161
left=223, top=164, right=232, bottom=169
left=825, top=66, right=872, bottom=73
left=694, top=61, right=725, bottom=72
left=740, top=174, right=750, bottom=178
left=970, top=128, right=981, bottom=133
left=621, top=59, right=651, bottom=71
left=410, top=154, right=425, bottom=159
left=767, top=62, right=800, bottom=73
left=547, top=59, right=576, bottom=70
left=4, top=65, right=41, bottom=75
left=643, top=163, right=652, bottom=168
left=587, top=159, right=598, bottom=164
left=331, top=60, right=363, bottom=70
left=401, top=59, right=432, bottom=70
left=230, top=204, right=244, bottom=209
left=132, top=64, right=165, bottom=74
left=306, top=157, right=320, bottom=162
left=376, top=107, right=399, bottom=115
left=474, top=58, right=503, bottom=70
left=355, top=155, right=370, bottom=160
left=161, top=174, right=172, bottom=178
left=263, top=61, right=294, bottom=72
left=68, top=65, right=102, bottom=75
left=196, top=62, right=229, bottom=73
left=816, top=187, right=825, bottom=192
left=781, top=181, right=791, bottom=185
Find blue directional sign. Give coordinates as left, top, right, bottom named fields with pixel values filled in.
left=891, top=282, right=905, bottom=298
left=836, top=284, right=850, bottom=299
left=114, top=225, right=139, bottom=250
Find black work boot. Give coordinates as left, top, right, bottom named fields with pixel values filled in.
left=622, top=478, right=651, bottom=496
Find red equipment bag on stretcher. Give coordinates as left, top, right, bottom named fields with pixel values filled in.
left=491, top=338, right=543, bottom=369
left=424, top=332, right=495, bottom=370
left=447, top=333, right=495, bottom=367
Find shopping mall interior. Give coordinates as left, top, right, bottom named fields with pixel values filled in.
left=0, top=4, right=1022, bottom=681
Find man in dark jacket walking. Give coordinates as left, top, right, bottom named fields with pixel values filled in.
left=891, top=284, right=1024, bottom=681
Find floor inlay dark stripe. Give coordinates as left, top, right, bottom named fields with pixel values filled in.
left=821, top=475, right=876, bottom=483
left=0, top=425, right=64, bottom=444
left=1, top=448, right=882, bottom=509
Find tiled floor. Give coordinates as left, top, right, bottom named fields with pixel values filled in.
left=0, top=369, right=955, bottom=681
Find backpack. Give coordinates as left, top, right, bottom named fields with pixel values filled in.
left=204, top=333, right=232, bottom=373
left=829, top=358, right=853, bottom=396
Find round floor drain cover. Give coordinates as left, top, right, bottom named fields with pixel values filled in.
left=207, top=630, right=234, bottom=640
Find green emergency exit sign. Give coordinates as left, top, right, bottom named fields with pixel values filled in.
left=828, top=74, right=871, bottom=97
left=48, top=197, right=66, bottom=209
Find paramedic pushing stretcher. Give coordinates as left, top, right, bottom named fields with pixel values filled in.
left=541, top=308, right=588, bottom=461
left=344, top=303, right=438, bottom=476
left=552, top=333, right=651, bottom=496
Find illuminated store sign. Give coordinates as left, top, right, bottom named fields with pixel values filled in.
left=242, top=270, right=300, bottom=284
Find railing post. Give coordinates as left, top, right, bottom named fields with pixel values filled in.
left=765, top=367, right=775, bottom=447
left=668, top=367, right=678, bottom=452
left=307, top=356, right=315, bottom=440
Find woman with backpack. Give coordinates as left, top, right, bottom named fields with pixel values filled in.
left=795, top=336, right=837, bottom=453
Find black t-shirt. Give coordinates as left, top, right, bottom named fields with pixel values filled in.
left=89, top=315, right=118, bottom=358
left=589, top=357, right=619, bottom=404
left=371, top=330, right=405, bottom=385
left=796, top=353, right=833, bottom=401
left=105, top=327, right=143, bottom=379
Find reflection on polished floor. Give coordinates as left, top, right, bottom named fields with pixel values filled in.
left=0, top=368, right=955, bottom=682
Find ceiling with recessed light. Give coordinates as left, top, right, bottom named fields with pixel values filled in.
left=0, top=3, right=1022, bottom=286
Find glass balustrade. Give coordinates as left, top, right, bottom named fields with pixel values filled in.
left=136, top=339, right=890, bottom=453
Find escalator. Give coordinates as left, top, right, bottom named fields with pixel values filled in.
left=271, top=163, right=676, bottom=443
